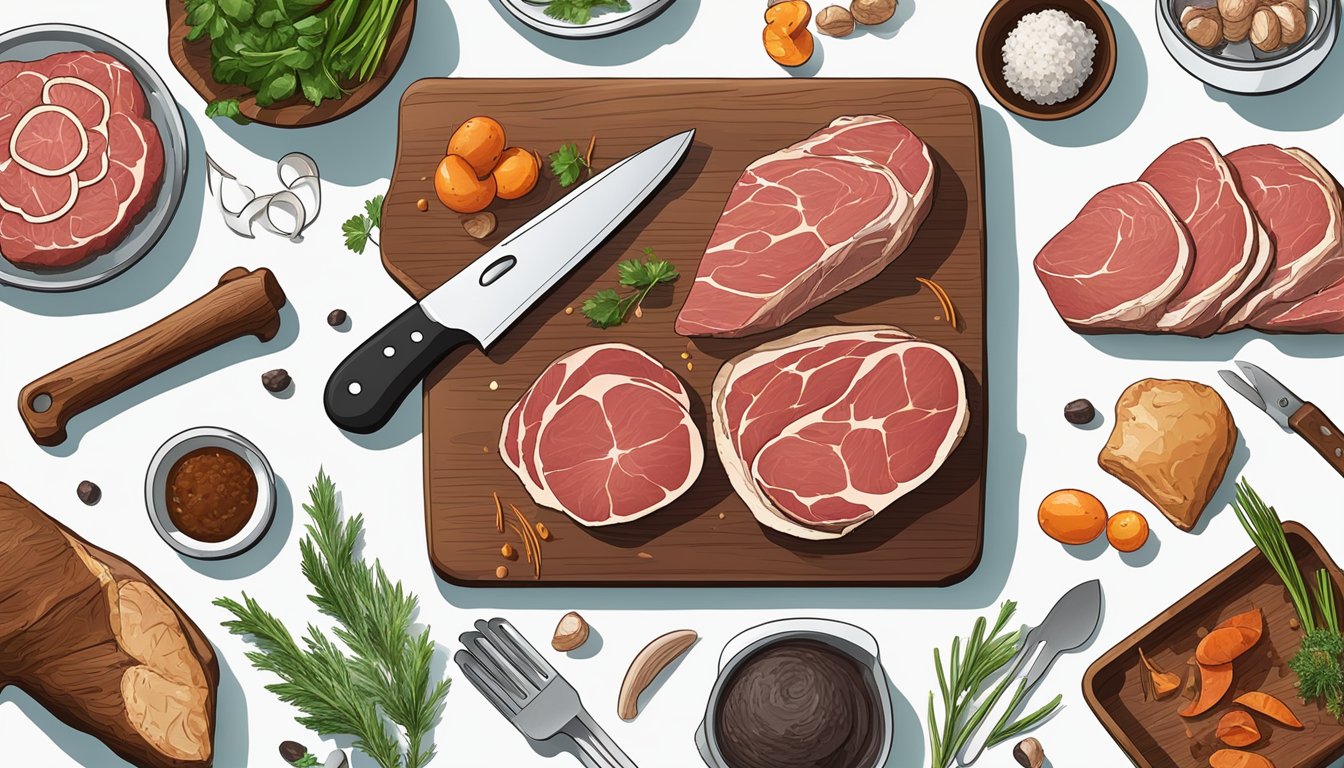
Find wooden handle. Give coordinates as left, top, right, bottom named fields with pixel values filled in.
left=1289, top=402, right=1344, bottom=477
left=18, top=267, right=287, bottom=447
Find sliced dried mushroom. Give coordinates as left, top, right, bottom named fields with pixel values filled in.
left=552, top=611, right=590, bottom=652
left=617, top=629, right=697, bottom=720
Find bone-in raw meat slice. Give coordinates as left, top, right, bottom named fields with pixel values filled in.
left=712, top=325, right=967, bottom=540
left=1034, top=182, right=1194, bottom=332
left=1139, top=138, right=1273, bottom=336
left=1222, top=145, right=1344, bottom=330
left=674, top=115, right=934, bottom=338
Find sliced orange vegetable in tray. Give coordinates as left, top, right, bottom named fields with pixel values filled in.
left=1198, top=625, right=1260, bottom=666
left=1217, top=710, right=1261, bottom=747
left=1235, top=691, right=1305, bottom=728
left=1180, top=662, right=1234, bottom=717
left=1209, top=749, right=1275, bottom=768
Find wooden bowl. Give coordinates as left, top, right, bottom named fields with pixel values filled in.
left=165, top=0, right=416, bottom=128
left=977, top=0, right=1117, bottom=120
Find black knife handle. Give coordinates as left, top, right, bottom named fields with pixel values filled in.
left=324, top=304, right=472, bottom=434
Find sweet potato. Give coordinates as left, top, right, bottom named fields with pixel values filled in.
left=1235, top=691, right=1304, bottom=728
left=764, top=0, right=812, bottom=34
left=1218, top=608, right=1263, bottom=638
left=1216, top=710, right=1260, bottom=747
left=1209, top=749, right=1274, bottom=768
left=1197, top=626, right=1259, bottom=665
left=1179, top=662, right=1234, bottom=717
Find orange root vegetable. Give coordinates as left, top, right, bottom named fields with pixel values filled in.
left=764, top=0, right=812, bottom=34
left=435, top=155, right=497, bottom=213
left=763, top=0, right=815, bottom=67
left=1216, top=711, right=1260, bottom=747
left=492, top=147, right=539, bottom=200
left=1138, top=648, right=1180, bottom=700
left=1197, top=626, right=1259, bottom=666
left=1218, top=608, right=1264, bottom=642
left=1234, top=692, right=1304, bottom=728
left=1179, top=662, right=1233, bottom=717
left=448, top=116, right=506, bottom=178
left=1209, top=749, right=1275, bottom=768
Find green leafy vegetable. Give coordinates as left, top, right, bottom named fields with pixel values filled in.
left=215, top=470, right=450, bottom=768
left=292, top=752, right=319, bottom=768
left=204, top=98, right=250, bottom=124
left=1234, top=479, right=1344, bottom=718
left=543, top=0, right=633, bottom=24
left=342, top=194, right=383, bottom=254
left=182, top=0, right=407, bottom=116
left=927, top=602, right=1062, bottom=768
left=581, top=247, right=679, bottom=328
left=549, top=142, right=588, bottom=187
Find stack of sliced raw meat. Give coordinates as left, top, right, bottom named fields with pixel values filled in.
left=500, top=344, right=704, bottom=527
left=712, top=326, right=968, bottom=540
left=676, top=114, right=935, bottom=338
left=0, top=51, right=164, bottom=269
left=1034, top=138, right=1344, bottom=336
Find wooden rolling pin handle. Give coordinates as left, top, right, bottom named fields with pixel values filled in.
left=18, top=268, right=287, bottom=447
left=1290, top=402, right=1344, bottom=478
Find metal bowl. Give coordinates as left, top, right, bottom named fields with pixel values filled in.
left=695, top=618, right=893, bottom=768
left=0, top=24, right=188, bottom=292
left=1157, top=0, right=1339, bottom=92
left=145, top=427, right=276, bottom=560
left=496, top=0, right=678, bottom=39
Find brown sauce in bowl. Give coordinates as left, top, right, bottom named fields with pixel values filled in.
left=166, top=447, right=258, bottom=542
left=714, top=638, right=884, bottom=768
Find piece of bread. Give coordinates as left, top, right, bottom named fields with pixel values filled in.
left=1098, top=379, right=1237, bottom=531
left=0, top=483, right=218, bottom=768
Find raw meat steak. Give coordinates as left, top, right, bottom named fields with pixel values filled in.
left=1222, top=145, right=1344, bottom=330
left=675, top=115, right=935, bottom=338
left=501, top=344, right=703, bottom=527
left=1139, top=138, right=1272, bottom=336
left=0, top=51, right=164, bottom=268
left=1034, top=182, right=1193, bottom=332
left=1251, top=280, right=1344, bottom=333
left=712, top=325, right=968, bottom=540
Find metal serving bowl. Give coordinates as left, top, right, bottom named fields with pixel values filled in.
left=145, top=426, right=276, bottom=560
left=1157, top=0, right=1339, bottom=92
left=695, top=618, right=893, bottom=768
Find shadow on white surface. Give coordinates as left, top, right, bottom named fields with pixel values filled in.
left=489, top=0, right=700, bottom=66
left=0, top=110, right=205, bottom=316
left=1084, top=326, right=1344, bottom=361
left=1016, top=1, right=1148, bottom=147
left=1203, top=38, right=1344, bottom=130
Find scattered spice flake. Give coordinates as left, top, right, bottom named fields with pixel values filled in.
left=565, top=306, right=574, bottom=315
left=493, top=492, right=504, bottom=534
left=680, top=352, right=690, bottom=359
left=512, top=504, right=542, bottom=579
left=585, top=135, right=597, bottom=170
left=501, top=542, right=515, bottom=559
left=535, top=522, right=551, bottom=541
left=718, top=511, right=726, bottom=519
left=489, top=380, right=499, bottom=391
left=483, top=446, right=489, bottom=453
left=686, top=362, right=694, bottom=372
left=637, top=551, right=653, bottom=559
left=416, top=198, right=428, bottom=212
left=495, top=565, right=508, bottom=579
left=915, top=276, right=958, bottom=330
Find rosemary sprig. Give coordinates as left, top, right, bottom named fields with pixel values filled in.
left=927, top=602, right=1062, bottom=768
left=216, top=470, right=450, bottom=768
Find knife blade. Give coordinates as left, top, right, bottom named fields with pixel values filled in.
left=1218, top=360, right=1344, bottom=477
left=324, top=130, right=695, bottom=434
left=956, top=580, right=1103, bottom=765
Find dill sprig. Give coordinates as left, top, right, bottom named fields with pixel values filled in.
left=1233, top=478, right=1344, bottom=718
left=927, top=602, right=1062, bottom=767
left=215, top=470, right=450, bottom=768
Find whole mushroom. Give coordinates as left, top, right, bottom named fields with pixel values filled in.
left=851, top=0, right=897, bottom=25
left=817, top=5, right=856, bottom=36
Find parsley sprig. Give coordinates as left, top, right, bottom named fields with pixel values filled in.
left=544, top=0, right=632, bottom=24
left=342, top=195, right=383, bottom=253
left=581, top=247, right=679, bottom=328
left=549, top=143, right=589, bottom=187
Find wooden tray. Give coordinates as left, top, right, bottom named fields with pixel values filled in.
left=381, top=79, right=987, bottom=586
left=165, top=0, right=415, bottom=128
left=1083, top=522, right=1344, bottom=768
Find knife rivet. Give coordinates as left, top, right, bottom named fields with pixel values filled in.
left=411, top=331, right=424, bottom=343
left=383, top=346, right=396, bottom=358
left=348, top=382, right=362, bottom=396
left=1335, top=448, right=1342, bottom=458
left=1324, top=426, right=1333, bottom=437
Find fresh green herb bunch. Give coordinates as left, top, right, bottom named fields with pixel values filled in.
left=1233, top=479, right=1344, bottom=718
left=544, top=0, right=633, bottom=25
left=215, top=471, right=450, bottom=768
left=342, top=195, right=383, bottom=254
left=549, top=143, right=589, bottom=188
left=582, top=247, right=680, bottom=328
left=183, top=0, right=407, bottom=120
left=927, top=602, right=1062, bottom=768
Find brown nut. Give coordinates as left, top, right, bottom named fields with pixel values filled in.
left=850, top=0, right=896, bottom=25
left=816, top=5, right=856, bottom=36
left=1181, top=6, right=1224, bottom=48
left=1013, top=737, right=1045, bottom=768
left=1272, top=3, right=1306, bottom=45
left=552, top=611, right=590, bottom=652
left=462, top=211, right=498, bottom=239
left=1251, top=6, right=1283, bottom=50
left=617, top=629, right=697, bottom=720
left=262, top=368, right=291, bottom=393
left=77, top=480, right=101, bottom=506
left=1223, top=12, right=1252, bottom=41
left=1218, top=0, right=1256, bottom=22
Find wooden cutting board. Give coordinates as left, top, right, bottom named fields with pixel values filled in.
left=382, top=79, right=987, bottom=586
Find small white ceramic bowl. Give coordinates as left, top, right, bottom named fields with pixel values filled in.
left=145, top=426, right=276, bottom=560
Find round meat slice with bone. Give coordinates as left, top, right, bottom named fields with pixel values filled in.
left=500, top=344, right=702, bottom=527
left=712, top=325, right=968, bottom=540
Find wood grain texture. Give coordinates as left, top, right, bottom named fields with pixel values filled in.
left=164, top=0, right=415, bottom=128
left=1290, top=403, right=1344, bottom=477
left=19, top=267, right=287, bottom=446
left=381, top=79, right=987, bottom=587
left=1083, top=523, right=1344, bottom=768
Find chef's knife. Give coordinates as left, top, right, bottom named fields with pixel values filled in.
left=1219, top=360, right=1344, bottom=477
left=955, top=579, right=1103, bottom=765
left=324, top=130, right=695, bottom=434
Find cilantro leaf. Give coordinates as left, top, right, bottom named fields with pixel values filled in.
left=342, top=213, right=373, bottom=254
left=618, top=247, right=679, bottom=287
left=365, top=194, right=384, bottom=229
left=549, top=143, right=588, bottom=188
left=544, top=0, right=632, bottom=24
left=204, top=98, right=250, bottom=125
left=581, top=288, right=628, bottom=329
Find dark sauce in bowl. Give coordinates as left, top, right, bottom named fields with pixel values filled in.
left=166, top=446, right=258, bottom=542
left=714, top=639, right=884, bottom=768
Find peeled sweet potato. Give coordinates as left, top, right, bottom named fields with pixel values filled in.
left=1210, top=749, right=1275, bottom=768
left=0, top=483, right=217, bottom=767
left=1235, top=691, right=1304, bottom=728
left=1179, top=662, right=1234, bottom=717
left=1217, top=710, right=1260, bottom=747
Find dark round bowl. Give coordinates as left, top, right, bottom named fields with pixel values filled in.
left=978, top=0, right=1118, bottom=120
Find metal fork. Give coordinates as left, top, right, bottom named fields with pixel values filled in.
left=455, top=618, right=638, bottom=768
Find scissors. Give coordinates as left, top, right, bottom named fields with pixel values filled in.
left=1219, top=360, right=1344, bottom=477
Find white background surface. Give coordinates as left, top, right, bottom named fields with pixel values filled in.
left=2, top=1, right=1344, bottom=766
